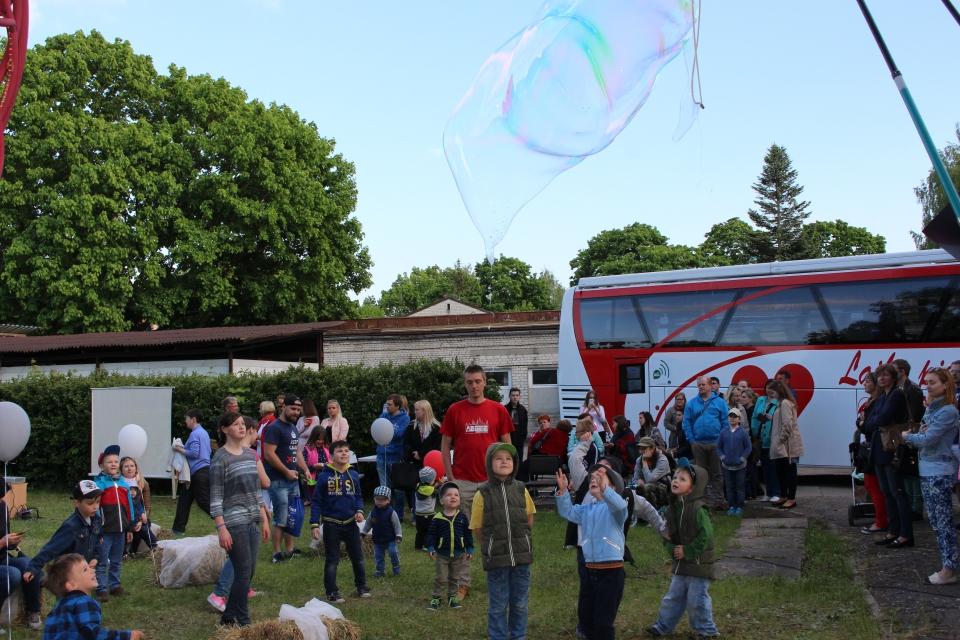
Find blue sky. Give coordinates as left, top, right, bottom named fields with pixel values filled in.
left=29, top=1, right=960, bottom=297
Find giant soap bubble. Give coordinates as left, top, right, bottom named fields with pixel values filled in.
left=444, top=0, right=697, bottom=260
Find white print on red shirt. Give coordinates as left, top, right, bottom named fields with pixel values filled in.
left=464, top=420, right=490, bottom=435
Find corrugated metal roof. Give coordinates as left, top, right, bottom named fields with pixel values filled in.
left=0, top=322, right=343, bottom=354
left=328, top=310, right=560, bottom=335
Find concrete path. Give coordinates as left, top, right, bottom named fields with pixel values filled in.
left=716, top=515, right=808, bottom=579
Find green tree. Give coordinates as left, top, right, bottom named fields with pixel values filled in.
left=569, top=223, right=709, bottom=283
left=356, top=295, right=385, bottom=318
left=798, top=220, right=886, bottom=258
left=0, top=31, right=371, bottom=334
left=474, top=256, right=556, bottom=312
left=912, top=126, right=960, bottom=249
left=700, top=217, right=756, bottom=265
left=378, top=262, right=484, bottom=316
left=747, top=144, right=811, bottom=261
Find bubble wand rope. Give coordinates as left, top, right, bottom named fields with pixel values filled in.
left=939, top=0, right=960, bottom=26
left=855, top=0, right=960, bottom=226
left=4, top=460, right=11, bottom=640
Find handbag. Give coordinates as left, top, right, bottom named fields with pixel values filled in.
left=389, top=462, right=419, bottom=491
left=892, top=444, right=919, bottom=476
left=285, top=495, right=304, bottom=537
left=879, top=424, right=908, bottom=453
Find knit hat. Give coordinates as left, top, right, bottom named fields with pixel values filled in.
left=438, top=481, right=459, bottom=499
left=373, top=486, right=392, bottom=499
left=418, top=466, right=437, bottom=484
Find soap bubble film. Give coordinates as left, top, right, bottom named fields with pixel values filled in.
left=444, top=0, right=696, bottom=260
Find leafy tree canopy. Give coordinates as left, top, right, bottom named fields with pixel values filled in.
left=798, top=220, right=886, bottom=259
left=913, top=126, right=960, bottom=250
left=700, top=217, right=757, bottom=265
left=0, top=31, right=371, bottom=334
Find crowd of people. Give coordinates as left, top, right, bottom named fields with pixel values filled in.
left=3, top=359, right=960, bottom=638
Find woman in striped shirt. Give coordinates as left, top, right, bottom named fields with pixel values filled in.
left=210, top=412, right=270, bottom=627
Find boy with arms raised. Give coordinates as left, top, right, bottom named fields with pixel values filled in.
left=310, top=440, right=371, bottom=603
left=471, top=443, right=535, bottom=640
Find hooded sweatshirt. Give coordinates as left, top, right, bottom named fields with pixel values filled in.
left=556, top=467, right=628, bottom=566
left=93, top=472, right=135, bottom=534
left=661, top=462, right=715, bottom=579
left=475, top=443, right=534, bottom=570
left=310, top=463, right=364, bottom=525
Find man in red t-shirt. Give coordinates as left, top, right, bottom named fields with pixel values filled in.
left=440, top=364, right=514, bottom=514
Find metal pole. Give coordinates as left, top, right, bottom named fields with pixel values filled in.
left=856, top=0, right=960, bottom=222
left=940, top=0, right=960, bottom=27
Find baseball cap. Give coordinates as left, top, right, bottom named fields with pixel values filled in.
left=728, top=408, right=740, bottom=416
left=284, top=393, right=302, bottom=407
left=73, top=480, right=103, bottom=500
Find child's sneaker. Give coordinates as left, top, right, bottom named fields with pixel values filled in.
left=357, top=587, right=372, bottom=598
left=734, top=507, right=743, bottom=517
left=327, top=592, right=345, bottom=604
left=645, top=625, right=665, bottom=637
left=271, top=552, right=287, bottom=564
left=26, top=613, right=42, bottom=631
left=247, top=588, right=260, bottom=598
left=726, top=508, right=735, bottom=516
left=392, top=568, right=401, bottom=576
left=427, top=597, right=441, bottom=611
left=96, top=591, right=109, bottom=603
left=206, top=593, right=226, bottom=613
left=109, top=586, right=124, bottom=597
left=374, top=571, right=385, bottom=578
left=448, top=596, right=462, bottom=609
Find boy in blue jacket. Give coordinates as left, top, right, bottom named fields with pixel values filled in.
left=93, top=444, right=139, bottom=600
left=23, top=481, right=104, bottom=587
left=425, top=482, right=474, bottom=611
left=556, top=464, right=628, bottom=640
left=717, top=408, right=752, bottom=516
left=310, top=440, right=371, bottom=603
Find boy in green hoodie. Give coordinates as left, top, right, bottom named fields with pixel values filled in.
left=646, top=458, right=719, bottom=638
left=470, top=442, right=535, bottom=640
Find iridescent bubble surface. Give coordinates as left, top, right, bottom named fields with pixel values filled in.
left=444, top=0, right=695, bottom=260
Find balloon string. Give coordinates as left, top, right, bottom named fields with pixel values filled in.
left=4, top=460, right=11, bottom=640
left=689, top=0, right=705, bottom=110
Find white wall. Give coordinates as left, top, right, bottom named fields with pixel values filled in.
left=101, top=359, right=229, bottom=376
left=233, top=359, right=320, bottom=374
left=0, top=363, right=97, bottom=381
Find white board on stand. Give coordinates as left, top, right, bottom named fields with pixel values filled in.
left=90, top=386, right=173, bottom=479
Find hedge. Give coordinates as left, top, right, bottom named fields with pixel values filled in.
left=0, top=359, right=500, bottom=488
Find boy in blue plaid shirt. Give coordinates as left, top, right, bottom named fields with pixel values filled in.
left=42, top=553, right=143, bottom=640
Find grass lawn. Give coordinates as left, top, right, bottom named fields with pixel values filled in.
left=7, top=489, right=879, bottom=639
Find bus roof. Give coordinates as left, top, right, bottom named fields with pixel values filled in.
left=575, top=249, right=956, bottom=291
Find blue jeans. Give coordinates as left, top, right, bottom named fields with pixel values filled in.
left=761, top=448, right=780, bottom=498
left=486, top=564, right=531, bottom=640
left=222, top=522, right=260, bottom=626
left=373, top=541, right=400, bottom=575
left=96, top=532, right=125, bottom=592
left=267, top=478, right=300, bottom=528
left=723, top=467, right=746, bottom=509
left=214, top=558, right=234, bottom=598
left=0, top=555, right=42, bottom=613
left=577, top=566, right=624, bottom=640
left=653, top=574, right=718, bottom=636
left=323, top=522, right=367, bottom=596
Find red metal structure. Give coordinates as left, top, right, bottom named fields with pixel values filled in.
left=0, top=0, right=28, bottom=175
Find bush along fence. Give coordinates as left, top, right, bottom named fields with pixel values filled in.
left=0, top=359, right=500, bottom=488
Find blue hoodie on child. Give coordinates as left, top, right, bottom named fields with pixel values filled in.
left=717, top=424, right=752, bottom=471
left=557, top=486, right=628, bottom=564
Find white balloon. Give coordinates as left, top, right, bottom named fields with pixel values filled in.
left=118, top=423, right=148, bottom=459
left=371, top=418, right=394, bottom=446
left=0, top=401, right=30, bottom=462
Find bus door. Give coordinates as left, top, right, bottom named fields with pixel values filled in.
left=614, top=357, right=649, bottom=429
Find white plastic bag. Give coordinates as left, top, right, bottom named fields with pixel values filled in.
left=155, top=534, right=226, bottom=588
left=278, top=598, right=344, bottom=640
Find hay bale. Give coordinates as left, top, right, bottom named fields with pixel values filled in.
left=211, top=620, right=304, bottom=640
left=323, top=617, right=361, bottom=640
left=154, top=535, right=226, bottom=588
left=310, top=525, right=374, bottom=558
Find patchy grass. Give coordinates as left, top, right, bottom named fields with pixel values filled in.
left=8, top=491, right=878, bottom=639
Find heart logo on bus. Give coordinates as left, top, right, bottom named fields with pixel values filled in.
left=729, top=364, right=814, bottom=415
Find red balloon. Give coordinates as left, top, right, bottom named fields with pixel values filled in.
left=423, top=450, right=446, bottom=478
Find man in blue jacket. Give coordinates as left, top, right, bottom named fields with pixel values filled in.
left=377, top=394, right=411, bottom=520
left=682, top=376, right=730, bottom=510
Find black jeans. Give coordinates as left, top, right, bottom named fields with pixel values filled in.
left=774, top=458, right=798, bottom=500
left=876, top=462, right=914, bottom=541
left=172, top=466, right=211, bottom=533
left=323, top=521, right=367, bottom=596
left=577, top=566, right=625, bottom=640
left=414, top=515, right=431, bottom=550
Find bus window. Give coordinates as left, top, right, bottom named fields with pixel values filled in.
left=927, top=283, right=960, bottom=342
left=818, top=277, right=958, bottom=343
left=641, top=290, right=738, bottom=346
left=580, top=296, right=653, bottom=348
left=716, top=286, right=831, bottom=346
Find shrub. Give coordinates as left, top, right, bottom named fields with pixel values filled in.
left=0, top=360, right=500, bottom=488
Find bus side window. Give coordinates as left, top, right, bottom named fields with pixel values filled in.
left=619, top=364, right=645, bottom=394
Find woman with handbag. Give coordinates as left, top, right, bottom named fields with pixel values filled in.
left=857, top=372, right=889, bottom=535
left=752, top=380, right=780, bottom=503
left=902, top=368, right=960, bottom=584
left=863, top=364, right=912, bottom=548
left=768, top=380, right=804, bottom=510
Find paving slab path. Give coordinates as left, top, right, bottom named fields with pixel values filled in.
left=716, top=515, right=808, bottom=579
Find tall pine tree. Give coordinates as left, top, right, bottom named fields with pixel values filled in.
left=747, top=144, right=811, bottom=261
